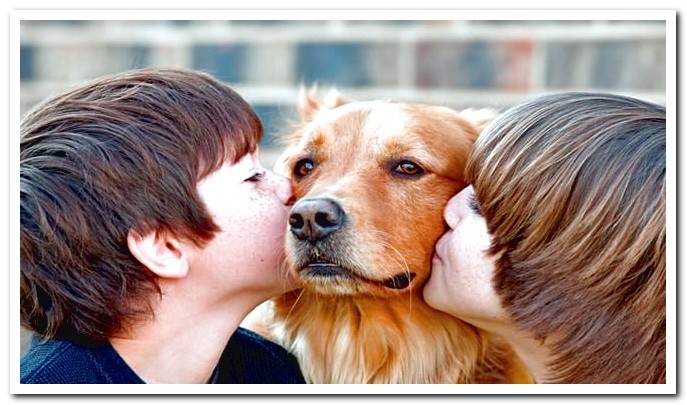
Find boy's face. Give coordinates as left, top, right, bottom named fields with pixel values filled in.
left=191, top=151, right=296, bottom=299
left=423, top=186, right=508, bottom=327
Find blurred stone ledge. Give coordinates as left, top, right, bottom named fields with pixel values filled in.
left=21, top=82, right=666, bottom=114
left=20, top=21, right=666, bottom=45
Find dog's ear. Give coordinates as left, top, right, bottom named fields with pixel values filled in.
left=298, top=86, right=350, bottom=121
left=298, top=85, right=321, bottom=121
left=322, top=88, right=349, bottom=109
left=456, top=108, right=498, bottom=133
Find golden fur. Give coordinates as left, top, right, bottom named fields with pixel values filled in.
left=263, top=89, right=531, bottom=384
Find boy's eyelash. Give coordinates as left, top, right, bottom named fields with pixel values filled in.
left=468, top=193, right=482, bottom=215
left=246, top=172, right=265, bottom=182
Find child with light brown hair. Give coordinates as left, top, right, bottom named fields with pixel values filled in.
left=424, top=93, right=666, bottom=383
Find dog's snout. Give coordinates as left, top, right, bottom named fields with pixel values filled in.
left=289, top=198, right=345, bottom=242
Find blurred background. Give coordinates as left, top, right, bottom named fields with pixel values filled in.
left=21, top=20, right=666, bottom=168
left=19, top=19, right=666, bottom=354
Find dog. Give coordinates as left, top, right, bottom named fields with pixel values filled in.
left=263, top=89, right=531, bottom=383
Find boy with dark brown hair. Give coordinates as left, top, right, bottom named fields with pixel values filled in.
left=20, top=69, right=303, bottom=384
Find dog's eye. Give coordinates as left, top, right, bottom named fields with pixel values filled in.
left=393, top=160, right=425, bottom=177
left=294, top=159, right=315, bottom=178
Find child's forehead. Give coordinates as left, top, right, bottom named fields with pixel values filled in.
left=230, top=152, right=259, bottom=170
left=199, top=152, right=258, bottom=184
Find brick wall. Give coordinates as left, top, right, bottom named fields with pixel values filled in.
left=18, top=20, right=667, bottom=355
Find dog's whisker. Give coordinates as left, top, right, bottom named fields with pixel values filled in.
left=279, top=251, right=292, bottom=293
left=365, top=230, right=412, bottom=275
left=364, top=229, right=415, bottom=316
left=283, top=288, right=305, bottom=326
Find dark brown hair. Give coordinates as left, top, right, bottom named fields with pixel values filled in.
left=466, top=93, right=666, bottom=383
left=21, top=68, right=262, bottom=344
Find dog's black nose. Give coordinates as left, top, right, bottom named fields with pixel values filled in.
left=289, top=198, right=345, bottom=242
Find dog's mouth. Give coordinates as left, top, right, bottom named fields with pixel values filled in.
left=301, top=259, right=416, bottom=290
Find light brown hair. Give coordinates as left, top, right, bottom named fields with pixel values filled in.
left=21, top=69, right=262, bottom=344
left=466, top=93, right=666, bottom=383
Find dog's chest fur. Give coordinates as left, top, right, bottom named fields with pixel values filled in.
left=270, top=291, right=490, bottom=384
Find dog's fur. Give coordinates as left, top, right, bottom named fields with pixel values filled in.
left=264, top=89, right=531, bottom=383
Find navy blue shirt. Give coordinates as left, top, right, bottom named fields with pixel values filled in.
left=20, top=327, right=305, bottom=384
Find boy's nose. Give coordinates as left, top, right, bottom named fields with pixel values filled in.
left=271, top=172, right=294, bottom=205
left=444, top=186, right=473, bottom=229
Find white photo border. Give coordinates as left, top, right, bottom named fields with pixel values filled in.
left=9, top=8, right=677, bottom=395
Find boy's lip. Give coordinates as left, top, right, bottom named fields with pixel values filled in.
left=433, top=232, right=451, bottom=262
left=432, top=251, right=442, bottom=262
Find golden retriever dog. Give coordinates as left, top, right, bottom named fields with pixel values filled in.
left=264, top=89, right=531, bottom=384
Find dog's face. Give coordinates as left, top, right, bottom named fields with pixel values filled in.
left=276, top=90, right=489, bottom=297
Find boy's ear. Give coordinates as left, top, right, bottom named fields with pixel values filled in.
left=127, top=229, right=190, bottom=279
